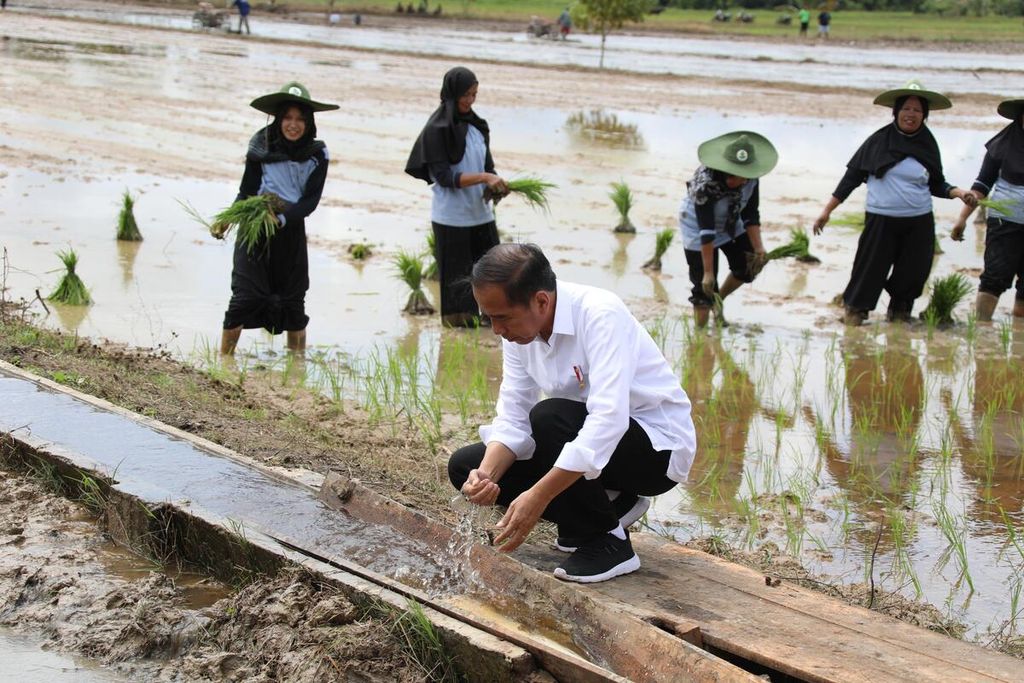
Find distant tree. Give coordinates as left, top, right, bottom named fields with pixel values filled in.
left=572, top=0, right=653, bottom=68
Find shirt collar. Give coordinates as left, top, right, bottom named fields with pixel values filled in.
left=550, top=280, right=575, bottom=338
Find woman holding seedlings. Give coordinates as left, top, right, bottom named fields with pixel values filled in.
left=220, top=82, right=338, bottom=355
left=813, top=80, right=976, bottom=325
left=678, top=131, right=777, bottom=328
left=950, top=98, right=1024, bottom=321
left=405, top=66, right=509, bottom=328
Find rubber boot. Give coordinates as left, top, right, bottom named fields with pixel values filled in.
left=719, top=273, right=744, bottom=299
left=975, top=291, right=999, bottom=322
left=1014, top=298, right=1024, bottom=318
left=220, top=326, right=242, bottom=355
left=287, top=329, right=307, bottom=353
left=694, top=306, right=710, bottom=329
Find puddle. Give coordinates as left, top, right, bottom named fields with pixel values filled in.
left=0, top=629, right=125, bottom=682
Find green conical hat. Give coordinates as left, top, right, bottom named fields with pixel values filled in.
left=997, top=98, right=1024, bottom=120
left=873, top=79, right=951, bottom=111
left=250, top=81, right=339, bottom=115
left=697, top=131, right=778, bottom=179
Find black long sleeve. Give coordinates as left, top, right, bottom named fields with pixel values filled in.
left=236, top=157, right=262, bottom=201
left=971, top=150, right=1000, bottom=196
left=833, top=166, right=868, bottom=202
left=427, top=161, right=460, bottom=188
left=741, top=182, right=760, bottom=226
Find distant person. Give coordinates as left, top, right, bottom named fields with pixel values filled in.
left=813, top=80, right=976, bottom=325
left=232, top=0, right=251, bottom=34
left=558, top=7, right=572, bottom=38
left=798, top=6, right=810, bottom=36
left=951, top=97, right=1024, bottom=321
left=817, top=9, right=830, bottom=39
left=448, top=243, right=697, bottom=583
left=678, top=131, right=778, bottom=328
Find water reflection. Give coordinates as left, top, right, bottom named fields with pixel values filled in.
left=50, top=301, right=90, bottom=332
left=116, top=240, right=141, bottom=287
left=564, top=109, right=645, bottom=150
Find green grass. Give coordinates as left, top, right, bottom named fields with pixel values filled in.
left=338, top=2, right=1022, bottom=43
left=48, top=249, right=92, bottom=306
left=919, top=273, right=972, bottom=326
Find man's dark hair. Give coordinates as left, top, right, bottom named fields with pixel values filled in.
left=470, top=243, right=556, bottom=307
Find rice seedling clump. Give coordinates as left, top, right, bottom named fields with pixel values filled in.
left=610, top=181, right=636, bottom=234
left=767, top=227, right=819, bottom=263
left=642, top=228, right=674, bottom=271
left=919, top=273, right=972, bottom=326
left=48, top=249, right=91, bottom=306
left=498, top=177, right=556, bottom=213
left=116, top=190, right=143, bottom=241
left=394, top=250, right=435, bottom=315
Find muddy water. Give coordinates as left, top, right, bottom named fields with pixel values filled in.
left=0, top=630, right=125, bottom=682
left=3, top=6, right=1024, bottom=641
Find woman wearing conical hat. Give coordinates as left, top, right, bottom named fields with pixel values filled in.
left=950, top=97, right=1024, bottom=321
left=813, top=80, right=976, bottom=326
left=220, top=82, right=339, bottom=355
left=678, top=131, right=778, bottom=328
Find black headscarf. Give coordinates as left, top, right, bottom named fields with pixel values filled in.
left=247, top=102, right=325, bottom=163
left=688, top=165, right=744, bottom=237
left=404, top=66, right=492, bottom=183
left=846, top=96, right=943, bottom=181
left=985, top=114, right=1024, bottom=186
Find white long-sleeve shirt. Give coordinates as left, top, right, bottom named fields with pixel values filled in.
left=479, top=281, right=697, bottom=483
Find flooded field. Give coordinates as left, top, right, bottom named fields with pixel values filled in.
left=2, top=0, right=1024, bottom=649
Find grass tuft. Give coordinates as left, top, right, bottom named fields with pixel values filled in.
left=505, top=176, right=556, bottom=213
left=181, top=194, right=284, bottom=256
left=919, top=273, right=972, bottom=326
left=348, top=242, right=372, bottom=260
left=609, top=181, right=635, bottom=233
left=48, top=249, right=92, bottom=306
left=978, top=197, right=1017, bottom=215
left=394, top=250, right=435, bottom=315
left=642, top=228, right=674, bottom=271
left=116, top=190, right=143, bottom=241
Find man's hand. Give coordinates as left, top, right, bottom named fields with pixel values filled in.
left=461, top=468, right=500, bottom=506
left=812, top=212, right=830, bottom=235
left=492, top=487, right=547, bottom=553
left=701, top=272, right=716, bottom=298
left=950, top=219, right=967, bottom=242
left=748, top=250, right=769, bottom=277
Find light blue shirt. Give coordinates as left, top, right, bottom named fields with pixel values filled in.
left=678, top=180, right=757, bottom=252
left=430, top=125, right=495, bottom=227
left=988, top=178, right=1024, bottom=224
left=865, top=156, right=933, bottom=217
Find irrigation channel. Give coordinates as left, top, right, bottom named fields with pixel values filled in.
left=3, top=0, right=1024, bottom=668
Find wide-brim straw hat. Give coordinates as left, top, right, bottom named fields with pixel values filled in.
left=250, top=81, right=339, bottom=114
left=873, top=79, right=951, bottom=111
left=697, top=131, right=778, bottom=179
left=997, top=98, right=1024, bottom=120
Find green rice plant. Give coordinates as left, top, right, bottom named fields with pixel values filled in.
left=48, top=249, right=92, bottom=306
left=830, top=212, right=865, bottom=231
left=504, top=176, right=556, bottom=213
left=181, top=194, right=284, bottom=256
left=385, top=598, right=458, bottom=682
left=423, top=231, right=439, bottom=281
left=918, top=273, right=972, bottom=326
left=609, top=181, right=636, bottom=233
left=979, top=197, right=1017, bottom=215
left=642, top=228, right=674, bottom=271
left=394, top=250, right=435, bottom=315
left=766, top=227, right=819, bottom=263
left=348, top=242, right=372, bottom=260
left=116, top=190, right=143, bottom=241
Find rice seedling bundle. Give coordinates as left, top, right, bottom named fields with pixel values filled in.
left=919, top=273, right=972, bottom=326
left=394, top=250, right=435, bottom=315
left=48, top=249, right=91, bottom=306
left=609, top=181, right=636, bottom=233
left=116, top=190, right=143, bottom=241
left=642, top=228, right=675, bottom=271
left=830, top=212, right=865, bottom=231
left=979, top=197, right=1018, bottom=216
left=767, top=227, right=820, bottom=263
left=348, top=243, right=372, bottom=260
left=181, top=194, right=284, bottom=256
left=504, top=177, right=556, bottom=213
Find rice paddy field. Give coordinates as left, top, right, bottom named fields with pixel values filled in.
left=2, top=0, right=1024, bottom=653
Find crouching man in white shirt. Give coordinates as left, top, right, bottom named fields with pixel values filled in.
left=449, top=243, right=697, bottom=583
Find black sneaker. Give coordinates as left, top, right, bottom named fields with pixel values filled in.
left=555, top=494, right=650, bottom=552
left=553, top=534, right=640, bottom=583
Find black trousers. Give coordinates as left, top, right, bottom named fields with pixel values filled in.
left=448, top=398, right=676, bottom=540
left=980, top=217, right=1024, bottom=299
left=683, top=232, right=756, bottom=307
left=843, top=211, right=934, bottom=315
left=432, top=220, right=499, bottom=318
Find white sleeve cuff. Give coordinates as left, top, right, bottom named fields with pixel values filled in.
left=553, top=442, right=601, bottom=480
left=479, top=424, right=536, bottom=460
